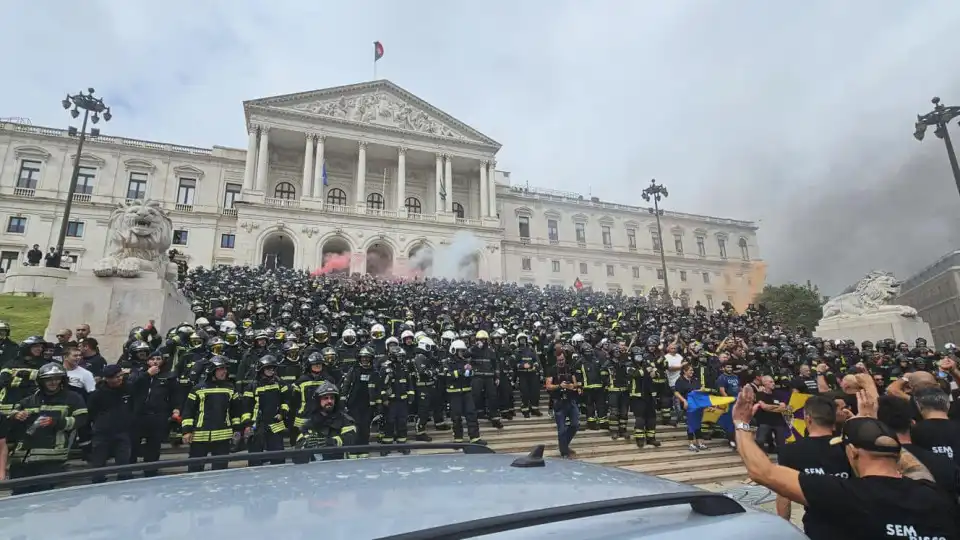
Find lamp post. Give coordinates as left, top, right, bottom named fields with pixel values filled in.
left=914, top=96, right=960, bottom=199
left=56, top=88, right=111, bottom=254
left=642, top=178, right=672, bottom=307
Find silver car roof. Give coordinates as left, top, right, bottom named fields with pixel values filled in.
left=0, top=453, right=805, bottom=539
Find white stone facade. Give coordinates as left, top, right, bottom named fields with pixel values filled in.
left=0, top=80, right=763, bottom=307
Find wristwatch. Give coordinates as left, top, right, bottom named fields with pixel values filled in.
left=734, top=422, right=755, bottom=433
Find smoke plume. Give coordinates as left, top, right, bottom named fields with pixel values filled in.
left=312, top=252, right=351, bottom=276
left=408, top=230, right=485, bottom=280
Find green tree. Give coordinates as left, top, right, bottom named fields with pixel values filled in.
left=754, top=283, right=823, bottom=330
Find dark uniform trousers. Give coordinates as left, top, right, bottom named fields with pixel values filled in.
left=497, top=376, right=515, bottom=418
left=187, top=440, right=232, bottom=472
left=89, top=432, right=133, bottom=483
left=470, top=376, right=499, bottom=420
left=517, top=372, right=540, bottom=413
left=448, top=391, right=480, bottom=442
left=9, top=462, right=66, bottom=495
left=248, top=430, right=285, bottom=466
left=382, top=400, right=409, bottom=443
left=583, top=387, right=607, bottom=429
left=629, top=397, right=658, bottom=442
left=131, top=413, right=168, bottom=477
left=352, top=406, right=373, bottom=453
left=607, top=390, right=629, bottom=436
left=415, top=384, right=444, bottom=433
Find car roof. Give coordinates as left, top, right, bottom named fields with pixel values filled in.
left=0, top=453, right=805, bottom=539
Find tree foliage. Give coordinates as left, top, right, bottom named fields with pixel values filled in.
left=754, top=283, right=823, bottom=330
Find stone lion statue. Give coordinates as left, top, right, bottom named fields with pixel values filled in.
left=821, top=270, right=917, bottom=320
left=93, top=199, right=178, bottom=281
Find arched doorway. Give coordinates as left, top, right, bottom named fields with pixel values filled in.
left=458, top=252, right=481, bottom=281
left=262, top=233, right=295, bottom=269
left=319, top=237, right=352, bottom=275
left=408, top=243, right=433, bottom=276
left=366, top=241, right=393, bottom=276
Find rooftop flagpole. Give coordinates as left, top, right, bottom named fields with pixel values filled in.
left=373, top=41, right=384, bottom=80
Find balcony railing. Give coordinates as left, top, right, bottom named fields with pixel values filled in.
left=221, top=208, right=238, bottom=217
left=265, top=197, right=300, bottom=209
left=456, top=217, right=482, bottom=226
left=174, top=203, right=194, bottom=212
left=72, top=193, right=91, bottom=203
left=365, top=208, right=398, bottom=218
left=13, top=187, right=35, bottom=198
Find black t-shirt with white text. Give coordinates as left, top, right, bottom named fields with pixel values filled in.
left=903, top=443, right=960, bottom=500
left=912, top=418, right=960, bottom=467
left=778, top=435, right=852, bottom=537
left=799, top=474, right=958, bottom=540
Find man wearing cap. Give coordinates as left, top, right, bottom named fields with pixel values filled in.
left=86, top=364, right=135, bottom=483
left=732, top=384, right=957, bottom=539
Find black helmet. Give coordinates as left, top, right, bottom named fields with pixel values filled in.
left=257, top=355, right=280, bottom=372
left=129, top=340, right=151, bottom=355
left=305, top=352, right=324, bottom=366
left=321, top=347, right=337, bottom=364
left=207, top=355, right=230, bottom=371
left=312, top=381, right=339, bottom=400
left=37, top=362, right=67, bottom=392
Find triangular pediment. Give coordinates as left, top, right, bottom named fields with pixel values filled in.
left=245, top=81, right=499, bottom=147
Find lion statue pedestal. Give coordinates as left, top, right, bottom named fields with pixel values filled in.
left=44, top=200, right=194, bottom=361
left=814, top=271, right=934, bottom=347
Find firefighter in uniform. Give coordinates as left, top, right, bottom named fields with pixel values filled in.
left=294, top=381, right=358, bottom=463
left=412, top=338, right=445, bottom=440
left=180, top=356, right=244, bottom=472
left=469, top=330, right=503, bottom=428
left=443, top=340, right=485, bottom=445
left=378, top=349, right=415, bottom=454
left=604, top=346, right=630, bottom=440
left=341, top=346, right=379, bottom=458
left=8, top=362, right=88, bottom=494
left=492, top=329, right=516, bottom=420
left=627, top=350, right=663, bottom=448
left=514, top=333, right=542, bottom=417
left=0, top=336, right=46, bottom=415
left=290, top=352, right=333, bottom=432
left=243, top=355, right=289, bottom=465
left=576, top=342, right=607, bottom=430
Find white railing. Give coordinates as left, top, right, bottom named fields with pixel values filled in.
left=365, top=208, right=398, bottom=218
left=0, top=122, right=213, bottom=156
left=72, top=193, right=91, bottom=203
left=265, top=197, right=300, bottom=209
left=13, top=187, right=35, bottom=198
left=221, top=208, right=238, bottom=217
left=174, top=203, right=194, bottom=212
left=456, top=217, right=482, bottom=226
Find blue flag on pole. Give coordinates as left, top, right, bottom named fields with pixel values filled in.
left=322, top=163, right=328, bottom=186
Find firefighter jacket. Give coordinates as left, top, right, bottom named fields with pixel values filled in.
left=442, top=356, right=473, bottom=393
left=342, top=365, right=380, bottom=410
left=0, top=355, right=45, bottom=413
left=603, top=358, right=629, bottom=391
left=10, top=388, right=88, bottom=464
left=576, top=354, right=606, bottom=390
left=290, top=372, right=333, bottom=428
left=514, top=347, right=540, bottom=374
left=181, top=378, right=244, bottom=443
left=468, top=345, right=498, bottom=378
left=335, top=343, right=359, bottom=371
left=294, top=408, right=358, bottom=462
left=242, top=376, right=288, bottom=435
left=378, top=361, right=415, bottom=404
left=277, top=359, right=301, bottom=385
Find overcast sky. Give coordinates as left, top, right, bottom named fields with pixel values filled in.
left=3, top=0, right=959, bottom=293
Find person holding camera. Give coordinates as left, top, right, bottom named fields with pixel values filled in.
left=545, top=349, right=581, bottom=458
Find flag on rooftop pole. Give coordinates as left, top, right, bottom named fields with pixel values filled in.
left=373, top=41, right=384, bottom=79
left=322, top=162, right=328, bottom=186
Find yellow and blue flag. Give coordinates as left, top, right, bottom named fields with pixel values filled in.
left=686, top=391, right=735, bottom=433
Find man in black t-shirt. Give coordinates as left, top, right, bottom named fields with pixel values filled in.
left=754, top=375, right=787, bottom=453
left=877, top=394, right=960, bottom=500
left=544, top=353, right=581, bottom=459
left=732, top=385, right=958, bottom=540
left=776, top=396, right=852, bottom=534
left=912, top=386, right=960, bottom=467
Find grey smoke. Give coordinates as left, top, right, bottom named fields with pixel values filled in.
left=409, top=230, right=485, bottom=280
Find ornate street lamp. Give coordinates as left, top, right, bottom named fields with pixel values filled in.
left=642, top=178, right=672, bottom=307
left=914, top=96, right=960, bottom=199
left=56, top=88, right=111, bottom=254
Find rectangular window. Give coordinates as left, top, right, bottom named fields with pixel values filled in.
left=127, top=172, right=148, bottom=200
left=547, top=219, right=559, bottom=242
left=75, top=166, right=96, bottom=195
left=575, top=222, right=586, bottom=244
left=652, top=234, right=661, bottom=252
left=696, top=236, right=706, bottom=257
left=173, top=229, right=189, bottom=245
left=6, top=216, right=26, bottom=234
left=606, top=264, right=614, bottom=277
left=657, top=268, right=665, bottom=280
left=521, top=257, right=531, bottom=271
left=740, top=240, right=749, bottom=260
left=632, top=266, right=640, bottom=279
left=66, top=220, right=84, bottom=238
left=601, top=225, right=612, bottom=247
left=220, top=233, right=235, bottom=249
left=718, top=238, right=727, bottom=259
left=680, top=270, right=688, bottom=282
left=177, top=178, right=196, bottom=205
left=518, top=216, right=530, bottom=238
left=627, top=228, right=636, bottom=250
left=224, top=183, right=242, bottom=209
left=579, top=262, right=588, bottom=274
left=0, top=250, right=19, bottom=273
left=674, top=235, right=683, bottom=255
left=17, top=160, right=41, bottom=189
left=702, top=272, right=710, bottom=284
left=551, top=260, right=560, bottom=272
left=724, top=273, right=731, bottom=285
left=706, top=294, right=714, bottom=310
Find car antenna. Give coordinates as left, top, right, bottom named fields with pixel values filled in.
left=510, top=444, right=545, bottom=468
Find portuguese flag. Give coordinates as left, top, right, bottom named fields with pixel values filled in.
left=374, top=41, right=384, bottom=62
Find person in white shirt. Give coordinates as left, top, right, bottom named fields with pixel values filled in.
left=663, top=343, right=685, bottom=425
left=63, top=347, right=95, bottom=396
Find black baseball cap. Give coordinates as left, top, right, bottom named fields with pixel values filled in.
left=830, top=417, right=901, bottom=455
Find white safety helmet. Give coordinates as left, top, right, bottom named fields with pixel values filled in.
left=414, top=330, right=426, bottom=343
left=371, top=324, right=385, bottom=339
left=341, top=328, right=357, bottom=344
left=441, top=330, right=457, bottom=342
left=385, top=336, right=399, bottom=348
left=195, top=317, right=210, bottom=327
left=571, top=333, right=585, bottom=345
left=400, top=330, right=415, bottom=342
left=494, top=328, right=507, bottom=338
left=418, top=337, right=436, bottom=353
left=219, top=320, right=237, bottom=333
left=450, top=339, right=468, bottom=355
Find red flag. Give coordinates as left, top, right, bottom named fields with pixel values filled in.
left=374, top=41, right=384, bottom=62
left=574, top=278, right=583, bottom=290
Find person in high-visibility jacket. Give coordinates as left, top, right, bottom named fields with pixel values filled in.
left=181, top=355, right=244, bottom=473
left=294, top=381, right=357, bottom=463
left=242, top=355, right=289, bottom=466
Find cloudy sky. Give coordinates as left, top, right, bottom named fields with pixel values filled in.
left=3, top=0, right=959, bottom=293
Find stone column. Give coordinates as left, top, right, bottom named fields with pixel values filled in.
left=444, top=154, right=454, bottom=213
left=255, top=126, right=270, bottom=192
left=488, top=160, right=497, bottom=217
left=396, top=147, right=406, bottom=212
left=313, top=134, right=326, bottom=201
left=302, top=133, right=314, bottom=198
left=435, top=153, right=444, bottom=214
left=243, top=126, right=258, bottom=191
left=356, top=141, right=367, bottom=206
left=479, top=160, right=489, bottom=218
